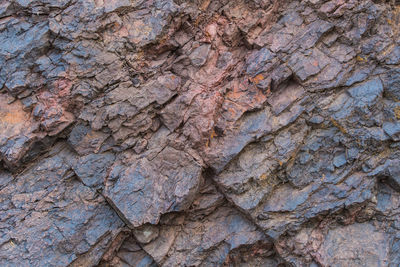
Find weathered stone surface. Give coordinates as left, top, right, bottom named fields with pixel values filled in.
left=98, top=234, right=157, bottom=267
left=132, top=224, right=160, bottom=245
left=383, top=121, right=400, bottom=141
left=104, top=146, right=202, bottom=227
left=72, top=152, right=115, bottom=189
left=140, top=182, right=285, bottom=266
left=155, top=206, right=272, bottom=266
left=214, top=120, right=309, bottom=211
left=268, top=81, right=305, bottom=115
left=318, top=223, right=389, bottom=266
left=0, top=94, right=42, bottom=168
left=274, top=176, right=400, bottom=266
left=1, top=0, right=400, bottom=265
left=0, top=145, right=124, bottom=266
left=189, top=44, right=211, bottom=67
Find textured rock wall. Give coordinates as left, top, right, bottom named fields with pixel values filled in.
left=1, top=0, right=400, bottom=266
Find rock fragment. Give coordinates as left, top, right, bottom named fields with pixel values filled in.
left=104, top=146, right=202, bottom=227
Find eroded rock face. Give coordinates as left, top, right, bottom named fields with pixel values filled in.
left=104, top=146, right=203, bottom=227
left=1, top=0, right=400, bottom=266
left=0, top=145, right=124, bottom=266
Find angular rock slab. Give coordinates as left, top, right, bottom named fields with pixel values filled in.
left=132, top=180, right=284, bottom=266
left=142, top=203, right=283, bottom=266
left=0, top=94, right=43, bottom=168
left=214, top=120, right=309, bottom=211
left=276, top=179, right=400, bottom=266
left=254, top=172, right=376, bottom=239
left=215, top=124, right=377, bottom=239
left=72, top=152, right=116, bottom=190
left=155, top=206, right=272, bottom=267
left=205, top=102, right=304, bottom=173
left=99, top=236, right=157, bottom=267
left=105, top=146, right=202, bottom=227
left=318, top=223, right=389, bottom=266
left=0, top=145, right=124, bottom=266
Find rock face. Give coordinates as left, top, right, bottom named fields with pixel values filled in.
left=0, top=0, right=400, bottom=266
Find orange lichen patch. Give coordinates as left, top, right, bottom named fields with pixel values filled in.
left=251, top=74, right=265, bottom=85
left=259, top=174, right=279, bottom=187
left=210, top=128, right=216, bottom=139
left=0, top=111, right=27, bottom=125
left=205, top=139, right=209, bottom=148
left=356, top=55, right=367, bottom=62
left=312, top=60, right=319, bottom=67
left=285, top=148, right=301, bottom=168
left=205, top=128, right=216, bottom=148
left=330, top=118, right=348, bottom=134
left=382, top=44, right=396, bottom=57
left=220, top=79, right=269, bottom=126
left=227, top=79, right=268, bottom=106
left=255, top=86, right=270, bottom=102
left=0, top=95, right=29, bottom=126
left=394, top=106, right=400, bottom=120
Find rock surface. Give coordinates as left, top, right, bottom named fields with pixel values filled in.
left=1, top=0, right=400, bottom=266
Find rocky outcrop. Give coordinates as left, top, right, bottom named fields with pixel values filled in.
left=1, top=0, right=400, bottom=266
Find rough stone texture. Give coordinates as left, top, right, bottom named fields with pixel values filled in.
left=0, top=145, right=124, bottom=266
left=138, top=180, right=285, bottom=266
left=98, top=233, right=157, bottom=267
left=1, top=0, right=400, bottom=266
left=104, top=146, right=203, bottom=227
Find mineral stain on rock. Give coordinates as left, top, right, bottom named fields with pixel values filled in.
left=1, top=0, right=400, bottom=266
